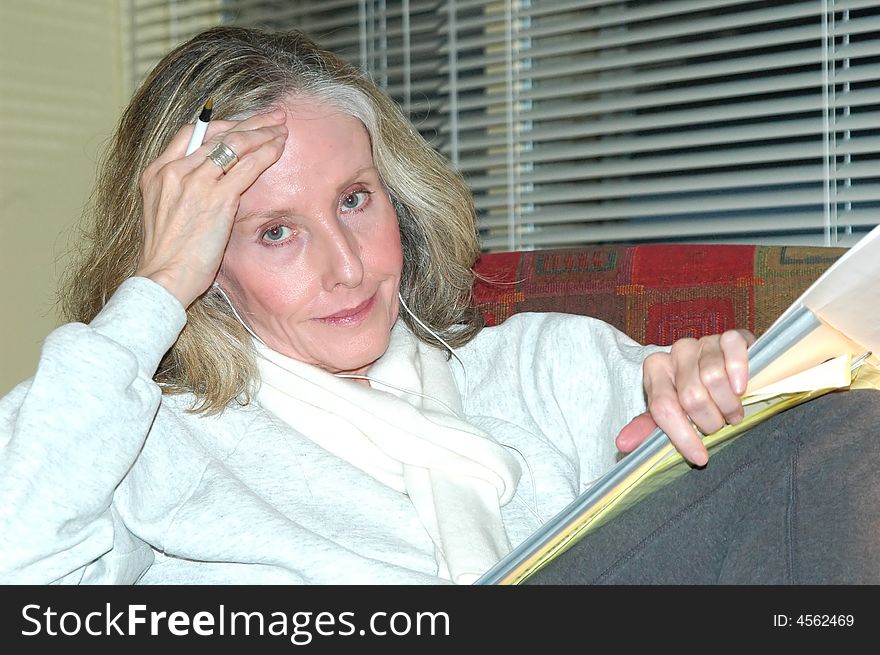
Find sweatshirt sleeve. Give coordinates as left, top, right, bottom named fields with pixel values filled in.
left=453, top=312, right=667, bottom=488
left=0, top=277, right=186, bottom=583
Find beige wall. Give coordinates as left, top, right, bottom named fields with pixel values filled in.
left=0, top=0, right=125, bottom=394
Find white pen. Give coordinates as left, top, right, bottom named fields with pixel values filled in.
left=184, top=97, right=214, bottom=155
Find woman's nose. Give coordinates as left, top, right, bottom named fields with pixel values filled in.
left=316, top=219, right=364, bottom=291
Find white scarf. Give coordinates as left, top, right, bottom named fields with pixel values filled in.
left=253, top=321, right=522, bottom=584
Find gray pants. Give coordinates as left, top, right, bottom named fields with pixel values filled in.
left=527, top=389, right=880, bottom=584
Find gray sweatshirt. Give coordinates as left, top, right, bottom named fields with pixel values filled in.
left=0, top=277, right=656, bottom=584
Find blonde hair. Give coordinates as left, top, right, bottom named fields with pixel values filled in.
left=60, top=26, right=483, bottom=414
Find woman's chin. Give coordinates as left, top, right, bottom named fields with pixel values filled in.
left=313, top=333, right=392, bottom=377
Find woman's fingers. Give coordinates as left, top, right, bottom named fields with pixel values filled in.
left=721, top=328, right=755, bottom=395
left=692, top=329, right=754, bottom=429
left=152, top=108, right=287, bottom=167
left=643, top=352, right=710, bottom=466
left=636, top=329, right=755, bottom=466
left=194, top=122, right=288, bottom=183
left=218, top=134, right=288, bottom=187
left=142, top=111, right=287, bottom=190
left=670, top=338, right=728, bottom=437
left=615, top=411, right=658, bottom=453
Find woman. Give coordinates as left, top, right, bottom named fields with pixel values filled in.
left=0, top=26, right=876, bottom=585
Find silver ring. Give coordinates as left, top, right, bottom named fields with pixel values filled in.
left=207, top=142, right=239, bottom=174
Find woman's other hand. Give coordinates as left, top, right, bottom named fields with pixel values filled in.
left=615, top=328, right=756, bottom=466
left=135, top=109, right=288, bottom=308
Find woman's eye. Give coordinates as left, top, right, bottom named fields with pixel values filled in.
left=340, top=191, right=369, bottom=212
left=261, top=225, right=292, bottom=242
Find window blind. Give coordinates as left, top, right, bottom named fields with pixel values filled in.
left=128, top=0, right=880, bottom=251
left=129, top=0, right=444, bottom=143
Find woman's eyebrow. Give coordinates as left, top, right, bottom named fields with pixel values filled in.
left=235, top=208, right=290, bottom=224
left=338, top=166, right=380, bottom=188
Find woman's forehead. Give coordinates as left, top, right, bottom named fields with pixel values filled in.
left=236, top=110, right=377, bottom=216
left=275, top=107, right=373, bottom=173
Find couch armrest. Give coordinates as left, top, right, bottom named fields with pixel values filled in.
left=473, top=244, right=846, bottom=346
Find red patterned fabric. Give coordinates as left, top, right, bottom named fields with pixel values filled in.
left=474, top=244, right=846, bottom=346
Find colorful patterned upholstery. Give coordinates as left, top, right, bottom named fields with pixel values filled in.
left=474, top=244, right=847, bottom=346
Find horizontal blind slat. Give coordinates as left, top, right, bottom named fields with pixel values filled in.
left=442, top=0, right=821, bottom=52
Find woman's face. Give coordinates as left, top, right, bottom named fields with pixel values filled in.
left=219, top=101, right=403, bottom=376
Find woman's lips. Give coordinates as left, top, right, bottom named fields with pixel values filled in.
left=316, top=294, right=376, bottom=326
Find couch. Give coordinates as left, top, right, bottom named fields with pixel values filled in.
left=473, top=243, right=847, bottom=345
